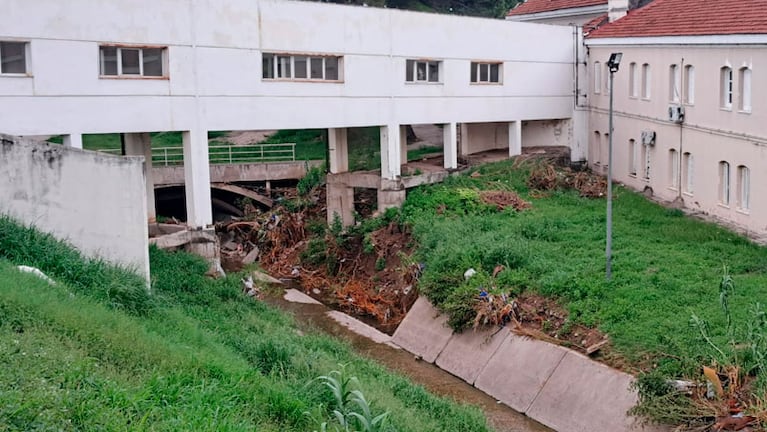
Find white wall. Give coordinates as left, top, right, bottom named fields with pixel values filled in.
left=0, top=0, right=576, bottom=135
left=0, top=135, right=150, bottom=280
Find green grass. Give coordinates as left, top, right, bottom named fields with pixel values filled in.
left=259, top=129, right=327, bottom=161
left=407, top=146, right=443, bottom=162
left=0, top=216, right=491, bottom=431
left=401, top=160, right=767, bottom=379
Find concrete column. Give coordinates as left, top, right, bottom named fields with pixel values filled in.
left=399, top=125, right=408, bottom=165
left=380, top=124, right=401, bottom=180
left=328, top=128, right=348, bottom=174
left=459, top=123, right=470, bottom=156
left=443, top=122, right=458, bottom=169
left=378, top=189, right=407, bottom=213
left=327, top=182, right=355, bottom=227
left=63, top=133, right=83, bottom=149
left=182, top=129, right=213, bottom=228
left=124, top=132, right=157, bottom=223
left=509, top=120, right=522, bottom=158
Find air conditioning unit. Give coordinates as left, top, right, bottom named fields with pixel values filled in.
left=641, top=130, right=656, bottom=146
left=668, top=104, right=685, bottom=124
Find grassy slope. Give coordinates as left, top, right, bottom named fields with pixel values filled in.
left=0, top=217, right=491, bottom=432
left=403, top=161, right=767, bottom=378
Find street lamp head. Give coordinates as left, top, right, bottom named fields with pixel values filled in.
left=607, top=52, right=623, bottom=73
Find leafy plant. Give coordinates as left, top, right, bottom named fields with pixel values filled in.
left=305, top=366, right=390, bottom=432
left=298, top=163, right=327, bottom=196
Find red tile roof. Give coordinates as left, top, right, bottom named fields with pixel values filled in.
left=507, top=0, right=607, bottom=17
left=588, top=0, right=767, bottom=38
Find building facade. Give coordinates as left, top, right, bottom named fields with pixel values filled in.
left=0, top=0, right=577, bottom=229
left=585, top=0, right=767, bottom=236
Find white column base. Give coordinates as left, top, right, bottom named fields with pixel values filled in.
left=63, top=133, right=83, bottom=149
left=443, top=122, right=457, bottom=169
left=124, top=132, right=156, bottom=222
left=182, top=129, right=212, bottom=228
left=509, top=120, right=522, bottom=157
left=380, top=124, right=401, bottom=180
left=328, top=128, right=349, bottom=174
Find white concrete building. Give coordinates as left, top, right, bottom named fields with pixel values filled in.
left=0, top=0, right=577, bottom=231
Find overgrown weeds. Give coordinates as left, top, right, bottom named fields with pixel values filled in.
left=0, top=214, right=152, bottom=315
left=0, top=218, right=490, bottom=431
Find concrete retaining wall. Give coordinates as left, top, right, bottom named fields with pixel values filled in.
left=0, top=135, right=150, bottom=280
left=392, top=297, right=667, bottom=432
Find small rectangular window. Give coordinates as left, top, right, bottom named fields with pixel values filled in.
left=262, top=54, right=274, bottom=79
left=628, top=139, right=637, bottom=175
left=406, top=59, right=441, bottom=83
left=641, top=63, right=651, bottom=99
left=594, top=62, right=601, bottom=94
left=0, top=41, right=28, bottom=75
left=719, top=161, right=730, bottom=205
left=310, top=57, right=323, bottom=79
left=470, top=61, right=502, bottom=84
left=277, top=55, right=291, bottom=78
left=721, top=67, right=733, bottom=109
left=684, top=65, right=695, bottom=105
left=142, top=48, right=163, bottom=77
left=262, top=52, right=342, bottom=82
left=294, top=56, right=308, bottom=79
left=683, top=152, right=694, bottom=194
left=739, top=68, right=752, bottom=112
left=628, top=62, right=637, bottom=97
left=99, top=45, right=166, bottom=78
left=325, top=57, right=339, bottom=81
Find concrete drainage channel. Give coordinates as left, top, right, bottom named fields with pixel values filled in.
left=281, top=290, right=670, bottom=432
left=391, top=298, right=670, bottom=432
left=276, top=289, right=552, bottom=432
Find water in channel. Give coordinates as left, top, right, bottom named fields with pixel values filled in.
left=267, top=292, right=553, bottom=432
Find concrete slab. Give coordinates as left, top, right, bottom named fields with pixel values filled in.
left=435, top=327, right=509, bottom=385
left=391, top=297, right=453, bottom=363
left=283, top=289, right=322, bottom=305
left=526, top=351, right=646, bottom=432
left=475, top=335, right=568, bottom=413
left=326, top=311, right=393, bottom=345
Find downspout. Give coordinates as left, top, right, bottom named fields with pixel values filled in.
left=677, top=57, right=684, bottom=201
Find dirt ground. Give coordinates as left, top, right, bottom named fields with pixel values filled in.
left=215, top=130, right=276, bottom=146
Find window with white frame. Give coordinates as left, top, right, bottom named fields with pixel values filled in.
left=628, top=139, right=637, bottom=175
left=668, top=149, right=679, bottom=189
left=683, top=152, right=694, bottom=194
left=592, top=131, right=601, bottom=166
left=99, top=46, right=166, bottom=78
left=669, top=64, right=681, bottom=103
left=739, top=67, right=752, bottom=112
left=406, top=59, right=441, bottom=83
left=720, top=66, right=733, bottom=109
left=594, top=62, right=601, bottom=94
left=684, top=65, right=695, bottom=105
left=0, top=41, right=29, bottom=75
left=628, top=62, right=638, bottom=98
left=737, top=165, right=750, bottom=210
left=470, top=62, right=501, bottom=84
left=719, top=161, right=731, bottom=205
left=262, top=53, right=341, bottom=81
left=605, top=63, right=610, bottom=92
left=641, top=63, right=651, bottom=99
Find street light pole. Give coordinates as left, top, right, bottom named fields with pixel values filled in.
left=605, top=52, right=622, bottom=281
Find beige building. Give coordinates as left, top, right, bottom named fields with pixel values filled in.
left=513, top=0, right=767, bottom=237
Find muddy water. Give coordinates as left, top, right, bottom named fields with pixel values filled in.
left=267, top=293, right=552, bottom=432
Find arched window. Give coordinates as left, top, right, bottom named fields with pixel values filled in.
left=594, top=62, right=602, bottom=94
left=684, top=65, right=695, bottom=104
left=721, top=66, right=733, bottom=109
left=719, top=161, right=731, bottom=205
left=669, top=64, right=680, bottom=102
left=629, top=62, right=638, bottom=97
left=669, top=149, right=679, bottom=189
left=737, top=165, right=750, bottom=210
left=682, top=152, right=694, bottom=194
left=592, top=131, right=601, bottom=166
left=739, top=67, right=752, bottom=112
left=641, top=63, right=651, bottom=99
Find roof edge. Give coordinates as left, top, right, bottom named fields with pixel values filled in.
left=586, top=33, right=767, bottom=45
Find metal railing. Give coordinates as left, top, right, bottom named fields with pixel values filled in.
left=100, top=143, right=297, bottom=166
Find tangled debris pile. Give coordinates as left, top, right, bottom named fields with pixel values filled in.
left=527, top=163, right=608, bottom=198
left=479, top=190, right=531, bottom=212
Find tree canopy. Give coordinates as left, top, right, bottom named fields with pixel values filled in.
left=315, top=0, right=522, bottom=18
